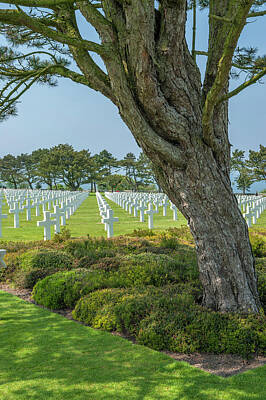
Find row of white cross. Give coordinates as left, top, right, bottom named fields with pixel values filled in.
left=96, top=192, right=119, bottom=238
left=0, top=189, right=89, bottom=240
left=93, top=191, right=180, bottom=238
left=236, top=195, right=266, bottom=227
left=105, top=192, right=178, bottom=228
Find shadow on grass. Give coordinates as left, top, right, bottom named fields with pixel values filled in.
left=0, top=291, right=265, bottom=400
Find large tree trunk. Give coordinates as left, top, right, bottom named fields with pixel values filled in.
left=153, top=140, right=260, bottom=312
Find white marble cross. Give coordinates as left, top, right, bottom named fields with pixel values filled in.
left=34, top=198, right=42, bottom=217
left=137, top=201, right=146, bottom=222
left=0, top=249, right=7, bottom=268
left=9, top=202, right=23, bottom=228
left=131, top=199, right=139, bottom=217
left=37, top=211, right=56, bottom=240
left=162, top=198, right=168, bottom=217
left=102, top=209, right=119, bottom=238
left=170, top=202, right=178, bottom=221
left=51, top=205, right=65, bottom=233
left=59, top=203, right=66, bottom=226
left=23, top=199, right=34, bottom=221
left=144, top=202, right=157, bottom=229
left=0, top=208, right=7, bottom=237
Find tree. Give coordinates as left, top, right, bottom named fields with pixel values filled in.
left=50, top=144, right=92, bottom=190
left=32, top=148, right=59, bottom=189
left=17, top=153, right=38, bottom=189
left=0, top=154, right=23, bottom=188
left=1, top=0, right=266, bottom=312
left=246, top=145, right=266, bottom=183
left=121, top=152, right=139, bottom=191
left=235, top=167, right=254, bottom=194
left=99, top=173, right=127, bottom=192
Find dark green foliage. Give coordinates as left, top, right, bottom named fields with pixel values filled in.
left=64, top=238, right=116, bottom=260
left=128, top=229, right=155, bottom=237
left=250, top=235, right=266, bottom=257
left=32, top=252, right=201, bottom=310
left=14, top=249, right=74, bottom=288
left=160, top=236, right=179, bottom=249
left=256, top=258, right=266, bottom=312
left=89, top=257, right=122, bottom=272
left=73, top=285, right=265, bottom=358
left=52, top=227, right=71, bottom=243
left=115, top=253, right=199, bottom=287
left=32, top=269, right=121, bottom=309
left=72, top=288, right=128, bottom=330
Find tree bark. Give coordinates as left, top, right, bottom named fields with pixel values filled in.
left=153, top=140, right=260, bottom=312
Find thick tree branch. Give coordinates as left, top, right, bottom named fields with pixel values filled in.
left=218, top=67, right=266, bottom=103
left=247, top=10, right=266, bottom=18
left=52, top=6, right=117, bottom=103
left=0, top=0, right=74, bottom=7
left=77, top=1, right=115, bottom=43
left=0, top=9, right=106, bottom=55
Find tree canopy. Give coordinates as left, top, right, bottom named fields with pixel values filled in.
left=0, top=145, right=157, bottom=191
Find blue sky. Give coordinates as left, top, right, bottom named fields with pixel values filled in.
left=0, top=6, right=265, bottom=190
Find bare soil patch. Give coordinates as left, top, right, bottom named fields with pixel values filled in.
left=1, top=284, right=265, bottom=378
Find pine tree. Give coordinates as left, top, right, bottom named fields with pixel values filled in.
left=1, top=0, right=266, bottom=312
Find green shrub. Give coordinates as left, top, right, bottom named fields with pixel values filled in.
left=64, top=238, right=116, bottom=260
left=73, top=288, right=128, bottom=330
left=73, top=284, right=265, bottom=358
left=250, top=235, right=266, bottom=257
left=116, top=253, right=199, bottom=287
left=32, top=269, right=123, bottom=309
left=127, top=229, right=155, bottom=238
left=52, top=227, right=71, bottom=243
left=164, top=226, right=194, bottom=245
left=89, top=257, right=122, bottom=272
left=73, top=285, right=198, bottom=335
left=160, top=237, right=180, bottom=249
left=13, top=249, right=74, bottom=289
left=137, top=308, right=266, bottom=359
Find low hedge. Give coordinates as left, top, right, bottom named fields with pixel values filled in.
left=9, top=249, right=74, bottom=289
left=32, top=269, right=122, bottom=309
left=112, top=253, right=199, bottom=287
left=73, top=285, right=266, bottom=359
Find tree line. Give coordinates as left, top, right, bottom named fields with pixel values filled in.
left=231, top=145, right=266, bottom=193
left=0, top=144, right=157, bottom=192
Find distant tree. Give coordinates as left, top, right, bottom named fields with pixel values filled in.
left=246, top=145, right=266, bottom=183
left=50, top=144, right=92, bottom=190
left=32, top=148, right=59, bottom=190
left=230, top=149, right=245, bottom=172
left=97, top=150, right=119, bottom=176
left=235, top=168, right=254, bottom=194
left=121, top=153, right=139, bottom=191
left=0, top=154, right=22, bottom=188
left=99, top=174, right=128, bottom=192
left=17, top=153, right=38, bottom=189
left=137, top=152, right=160, bottom=191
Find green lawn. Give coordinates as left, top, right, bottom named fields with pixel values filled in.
left=1, top=194, right=265, bottom=241
left=0, top=290, right=265, bottom=400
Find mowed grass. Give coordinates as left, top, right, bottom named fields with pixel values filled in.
left=0, top=194, right=187, bottom=241
left=0, top=290, right=265, bottom=400
left=1, top=193, right=265, bottom=241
